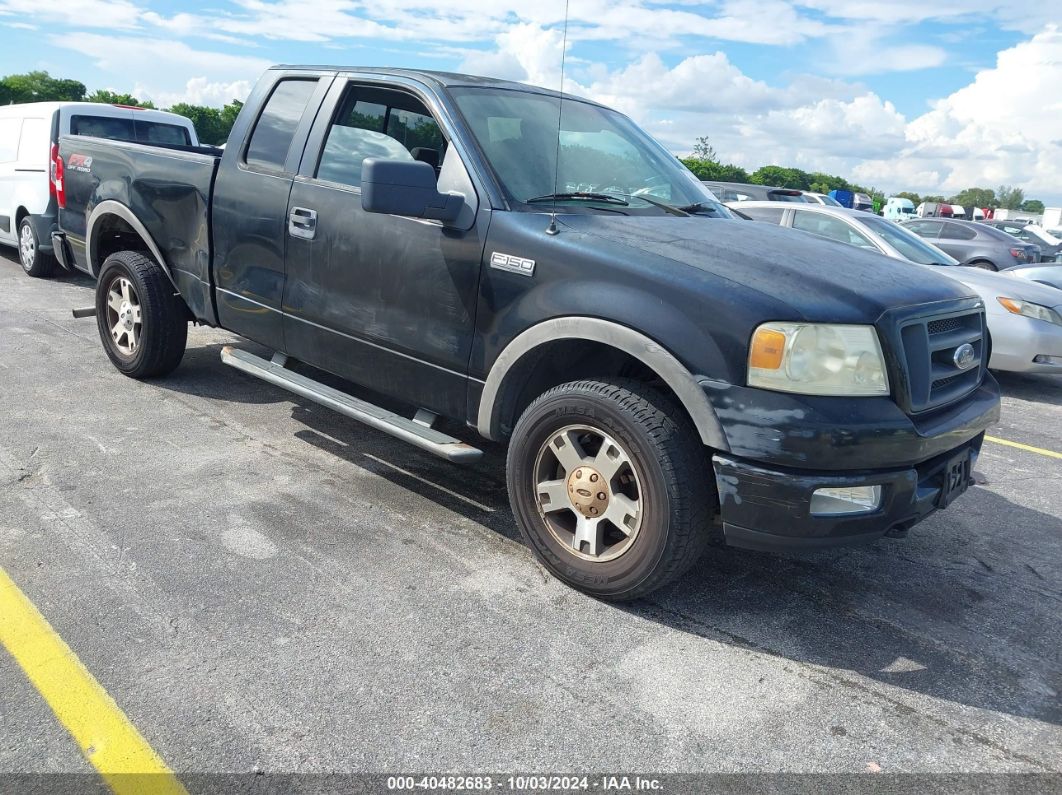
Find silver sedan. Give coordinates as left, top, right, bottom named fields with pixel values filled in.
left=730, top=201, right=1062, bottom=374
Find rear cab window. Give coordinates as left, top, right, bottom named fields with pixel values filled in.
left=70, top=114, right=192, bottom=146
left=244, top=79, right=320, bottom=171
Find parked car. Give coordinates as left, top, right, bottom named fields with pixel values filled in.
left=902, top=218, right=1040, bottom=270
left=0, top=102, right=198, bottom=277
left=54, top=65, right=999, bottom=599
left=1005, top=264, right=1062, bottom=292
left=982, top=221, right=1062, bottom=263
left=734, top=201, right=1062, bottom=374
left=803, top=192, right=842, bottom=207
left=884, top=197, right=916, bottom=221
left=701, top=180, right=806, bottom=203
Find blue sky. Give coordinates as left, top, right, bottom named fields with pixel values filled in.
left=1, top=1, right=1059, bottom=202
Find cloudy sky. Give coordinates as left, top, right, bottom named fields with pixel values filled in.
left=1, top=1, right=1059, bottom=202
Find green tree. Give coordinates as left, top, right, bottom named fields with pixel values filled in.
left=85, top=89, right=155, bottom=108
left=680, top=158, right=749, bottom=183
left=996, top=185, right=1025, bottom=210
left=808, top=172, right=850, bottom=195
left=219, top=99, right=244, bottom=137
left=750, top=165, right=810, bottom=190
left=922, top=195, right=946, bottom=204
left=1021, top=199, right=1045, bottom=213
left=166, top=103, right=226, bottom=145
left=0, top=71, right=85, bottom=104
left=895, top=191, right=921, bottom=205
left=949, top=187, right=995, bottom=208
left=691, top=136, right=717, bottom=161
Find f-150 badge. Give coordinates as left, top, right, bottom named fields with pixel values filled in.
left=490, top=252, right=535, bottom=276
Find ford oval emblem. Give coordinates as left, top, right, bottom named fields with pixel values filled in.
left=953, top=343, right=976, bottom=370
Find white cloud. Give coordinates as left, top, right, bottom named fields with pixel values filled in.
left=138, top=78, right=255, bottom=109
left=0, top=0, right=141, bottom=28
left=48, top=34, right=271, bottom=108
left=853, top=25, right=1062, bottom=199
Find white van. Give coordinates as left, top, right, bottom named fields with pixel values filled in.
left=0, top=102, right=198, bottom=276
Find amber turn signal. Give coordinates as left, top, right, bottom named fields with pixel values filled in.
left=749, top=327, right=786, bottom=370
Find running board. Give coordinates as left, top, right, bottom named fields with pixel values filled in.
left=220, top=346, right=483, bottom=464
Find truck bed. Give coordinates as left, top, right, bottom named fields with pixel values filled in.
left=59, top=135, right=223, bottom=321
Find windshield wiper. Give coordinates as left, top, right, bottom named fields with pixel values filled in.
left=526, top=192, right=629, bottom=206
left=676, top=202, right=719, bottom=215
left=629, top=194, right=689, bottom=217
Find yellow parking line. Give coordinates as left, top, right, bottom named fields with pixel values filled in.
left=0, top=567, right=187, bottom=795
left=985, top=435, right=1062, bottom=460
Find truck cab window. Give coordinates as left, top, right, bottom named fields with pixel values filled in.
left=244, top=79, right=318, bottom=171
left=316, top=87, right=445, bottom=189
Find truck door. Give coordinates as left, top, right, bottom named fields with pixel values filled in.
left=211, top=72, right=332, bottom=349
left=282, top=78, right=486, bottom=419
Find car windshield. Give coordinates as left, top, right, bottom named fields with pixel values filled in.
left=861, top=216, right=959, bottom=265
left=819, top=195, right=843, bottom=207
left=450, top=87, right=729, bottom=216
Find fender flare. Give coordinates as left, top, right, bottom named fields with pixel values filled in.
left=476, top=316, right=730, bottom=451
left=86, top=200, right=178, bottom=289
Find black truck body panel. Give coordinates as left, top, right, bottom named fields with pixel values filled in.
left=56, top=65, right=1001, bottom=550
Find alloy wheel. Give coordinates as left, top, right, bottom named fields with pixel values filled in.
left=105, top=276, right=143, bottom=356
left=533, top=424, right=643, bottom=562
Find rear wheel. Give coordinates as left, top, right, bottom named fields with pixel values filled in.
left=507, top=378, right=716, bottom=600
left=96, top=251, right=188, bottom=378
left=968, top=259, right=997, bottom=271
left=18, top=217, right=56, bottom=278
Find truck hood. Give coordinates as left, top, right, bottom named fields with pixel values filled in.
left=929, top=264, right=1062, bottom=312
left=563, top=215, right=975, bottom=322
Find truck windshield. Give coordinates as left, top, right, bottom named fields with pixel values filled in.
left=862, top=216, right=959, bottom=266
left=450, top=87, right=728, bottom=216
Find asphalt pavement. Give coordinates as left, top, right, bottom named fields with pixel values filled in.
left=0, top=247, right=1060, bottom=784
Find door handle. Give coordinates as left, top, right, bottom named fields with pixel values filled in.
left=288, top=207, right=318, bottom=240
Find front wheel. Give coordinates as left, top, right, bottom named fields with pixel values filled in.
left=507, top=379, right=716, bottom=600
left=96, top=251, right=188, bottom=378
left=18, top=217, right=56, bottom=278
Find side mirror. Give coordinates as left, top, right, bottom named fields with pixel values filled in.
left=361, top=158, right=463, bottom=223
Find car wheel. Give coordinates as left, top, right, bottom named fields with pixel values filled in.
left=96, top=251, right=188, bottom=378
left=968, top=259, right=997, bottom=271
left=17, top=217, right=56, bottom=278
left=507, top=378, right=716, bottom=600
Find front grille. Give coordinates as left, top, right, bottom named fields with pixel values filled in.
left=898, top=308, right=986, bottom=413
left=927, top=317, right=962, bottom=335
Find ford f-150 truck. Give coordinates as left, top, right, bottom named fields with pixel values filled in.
left=54, top=66, right=1001, bottom=599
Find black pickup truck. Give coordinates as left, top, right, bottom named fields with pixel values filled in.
left=54, top=66, right=1000, bottom=599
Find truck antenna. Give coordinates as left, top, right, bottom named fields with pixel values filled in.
left=545, top=0, right=570, bottom=236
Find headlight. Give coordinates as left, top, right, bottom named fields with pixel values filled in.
left=997, top=297, right=1062, bottom=326
left=748, top=323, right=889, bottom=396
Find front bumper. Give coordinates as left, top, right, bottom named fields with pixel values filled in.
left=715, top=433, right=984, bottom=551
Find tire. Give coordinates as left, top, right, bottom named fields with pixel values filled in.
left=17, top=217, right=56, bottom=278
left=968, top=259, right=997, bottom=271
left=96, top=251, right=188, bottom=378
left=506, top=378, right=716, bottom=600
